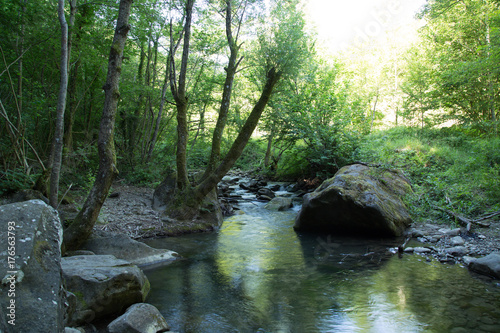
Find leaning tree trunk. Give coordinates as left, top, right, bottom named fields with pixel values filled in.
left=49, top=0, right=69, bottom=208
left=62, top=0, right=133, bottom=252
left=202, top=0, right=243, bottom=180
left=194, top=67, right=282, bottom=201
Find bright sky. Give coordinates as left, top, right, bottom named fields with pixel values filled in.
left=303, top=0, right=427, bottom=53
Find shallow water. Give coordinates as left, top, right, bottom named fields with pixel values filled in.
left=144, top=200, right=500, bottom=333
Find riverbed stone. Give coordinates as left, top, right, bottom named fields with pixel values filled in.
left=0, top=200, right=65, bottom=333
left=257, top=188, right=275, bottom=199
left=468, top=253, right=500, bottom=279
left=450, top=236, right=465, bottom=246
left=414, top=247, right=432, bottom=254
left=294, top=164, right=413, bottom=237
left=445, top=246, right=468, bottom=256
left=107, top=303, right=169, bottom=333
left=62, top=255, right=150, bottom=326
left=264, top=197, right=293, bottom=211
left=81, top=231, right=178, bottom=267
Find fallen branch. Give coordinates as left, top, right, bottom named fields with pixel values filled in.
left=432, top=205, right=495, bottom=231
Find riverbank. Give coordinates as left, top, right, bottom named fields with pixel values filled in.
left=61, top=180, right=500, bottom=268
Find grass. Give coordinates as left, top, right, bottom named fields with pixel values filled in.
left=354, top=126, right=500, bottom=225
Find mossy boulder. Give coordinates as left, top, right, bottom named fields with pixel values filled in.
left=264, top=197, right=293, bottom=211
left=294, top=164, right=413, bottom=237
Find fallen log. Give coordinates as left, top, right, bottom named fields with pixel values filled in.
left=431, top=206, right=496, bottom=231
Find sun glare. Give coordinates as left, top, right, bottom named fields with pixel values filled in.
left=303, top=0, right=427, bottom=53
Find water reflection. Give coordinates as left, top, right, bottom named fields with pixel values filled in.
left=144, top=202, right=500, bottom=333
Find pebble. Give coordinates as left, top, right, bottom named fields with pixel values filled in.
left=451, top=236, right=465, bottom=246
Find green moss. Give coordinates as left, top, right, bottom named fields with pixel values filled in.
left=72, top=290, right=88, bottom=308
left=33, top=240, right=52, bottom=270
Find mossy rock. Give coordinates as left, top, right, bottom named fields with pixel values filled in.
left=294, top=164, right=413, bottom=237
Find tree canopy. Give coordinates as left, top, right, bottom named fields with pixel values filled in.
left=0, top=0, right=499, bottom=237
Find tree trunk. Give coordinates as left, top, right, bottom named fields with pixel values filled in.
left=171, top=0, right=195, bottom=190
left=202, top=0, right=242, bottom=179
left=195, top=67, right=281, bottom=201
left=146, top=72, right=169, bottom=162
left=49, top=0, right=69, bottom=208
left=63, top=0, right=79, bottom=155
left=264, top=128, right=274, bottom=168
left=62, top=0, right=133, bottom=252
left=17, top=0, right=26, bottom=117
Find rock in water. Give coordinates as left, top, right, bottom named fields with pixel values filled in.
left=264, top=197, right=293, bottom=211
left=107, top=303, right=169, bottom=333
left=294, top=164, right=413, bottom=237
left=0, top=200, right=65, bottom=333
left=468, top=254, right=500, bottom=279
left=62, top=255, right=150, bottom=326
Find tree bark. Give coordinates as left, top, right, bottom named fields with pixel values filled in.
left=49, top=0, right=69, bottom=208
left=195, top=67, right=281, bottom=200
left=63, top=0, right=79, bottom=155
left=170, top=0, right=195, bottom=190
left=202, top=0, right=243, bottom=179
left=62, top=0, right=133, bottom=252
left=264, top=129, right=274, bottom=168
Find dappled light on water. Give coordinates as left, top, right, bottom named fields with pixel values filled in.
left=145, top=199, right=500, bottom=332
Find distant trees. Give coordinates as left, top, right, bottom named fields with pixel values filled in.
left=403, top=0, right=500, bottom=133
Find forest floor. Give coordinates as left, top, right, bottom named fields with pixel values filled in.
left=67, top=182, right=500, bottom=259
left=75, top=182, right=213, bottom=238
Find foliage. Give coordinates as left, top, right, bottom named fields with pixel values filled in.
left=263, top=58, right=369, bottom=179
left=403, top=0, right=500, bottom=132
left=0, top=168, right=38, bottom=195
left=355, top=126, right=500, bottom=224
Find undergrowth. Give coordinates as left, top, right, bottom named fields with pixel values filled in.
left=354, top=126, right=500, bottom=224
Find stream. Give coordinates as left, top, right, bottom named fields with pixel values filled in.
left=144, top=182, right=500, bottom=333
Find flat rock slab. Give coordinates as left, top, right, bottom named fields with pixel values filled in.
left=81, top=231, right=178, bottom=267
left=107, top=303, right=169, bottom=333
left=0, top=200, right=64, bottom=333
left=62, top=255, right=150, bottom=326
left=468, top=253, right=500, bottom=279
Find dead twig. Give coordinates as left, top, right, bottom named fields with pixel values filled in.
left=432, top=205, right=494, bottom=231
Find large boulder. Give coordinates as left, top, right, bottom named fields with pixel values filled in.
left=62, top=255, right=150, bottom=326
left=294, top=164, right=413, bottom=237
left=0, top=200, right=65, bottom=333
left=468, top=253, right=500, bottom=279
left=80, top=231, right=178, bottom=267
left=107, top=303, right=169, bottom=333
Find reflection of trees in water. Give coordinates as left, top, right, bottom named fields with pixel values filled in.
left=145, top=214, right=500, bottom=332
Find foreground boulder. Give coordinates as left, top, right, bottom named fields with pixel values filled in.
left=62, top=255, right=150, bottom=326
left=468, top=253, right=500, bottom=279
left=107, top=303, right=169, bottom=333
left=81, top=231, right=178, bottom=267
left=294, top=164, right=413, bottom=237
left=0, top=200, right=65, bottom=333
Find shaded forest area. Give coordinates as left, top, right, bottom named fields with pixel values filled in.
left=1, top=0, right=499, bottom=238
